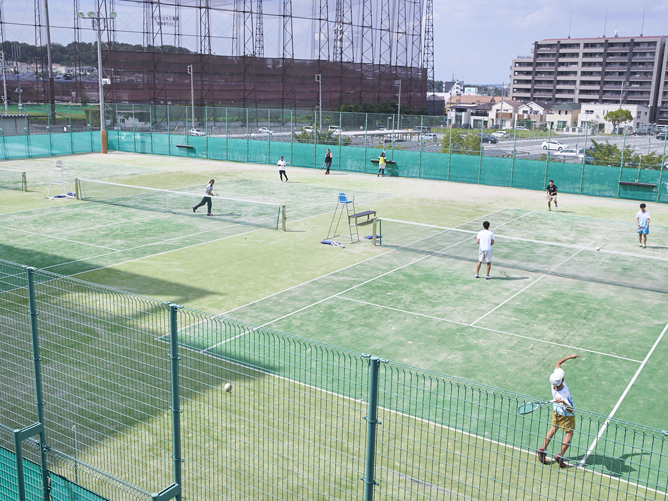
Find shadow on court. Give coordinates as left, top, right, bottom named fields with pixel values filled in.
left=0, top=243, right=217, bottom=304
left=572, top=451, right=648, bottom=477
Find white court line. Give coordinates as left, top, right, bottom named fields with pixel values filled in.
left=336, top=296, right=642, bottom=363
left=202, top=229, right=506, bottom=353
left=61, top=197, right=388, bottom=277
left=579, top=321, right=668, bottom=467
left=381, top=217, right=668, bottom=263
left=0, top=224, right=120, bottom=251
left=218, top=207, right=513, bottom=318
left=43, top=223, right=241, bottom=272
left=469, top=243, right=593, bottom=326
left=200, top=207, right=517, bottom=349
left=163, top=335, right=667, bottom=498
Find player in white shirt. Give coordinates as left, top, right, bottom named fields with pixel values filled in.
left=636, top=203, right=650, bottom=248
left=192, top=179, right=215, bottom=216
left=537, top=353, right=579, bottom=468
left=474, top=221, right=494, bottom=279
left=277, top=156, right=288, bottom=182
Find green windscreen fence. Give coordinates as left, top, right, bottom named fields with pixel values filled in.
left=105, top=129, right=668, bottom=204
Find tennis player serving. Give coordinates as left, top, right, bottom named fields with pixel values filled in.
left=537, top=353, right=579, bottom=468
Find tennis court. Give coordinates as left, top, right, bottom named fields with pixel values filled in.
left=2, top=151, right=668, bottom=499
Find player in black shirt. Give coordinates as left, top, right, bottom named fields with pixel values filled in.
left=546, top=180, right=558, bottom=211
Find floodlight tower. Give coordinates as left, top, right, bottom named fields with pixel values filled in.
left=77, top=9, right=117, bottom=153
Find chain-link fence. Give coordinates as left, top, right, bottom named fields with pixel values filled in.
left=1, top=257, right=667, bottom=500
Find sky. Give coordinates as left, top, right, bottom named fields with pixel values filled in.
left=2, top=0, right=667, bottom=85
left=434, top=0, right=668, bottom=84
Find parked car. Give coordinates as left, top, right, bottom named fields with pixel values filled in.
left=459, top=124, right=472, bottom=130
left=257, top=127, right=274, bottom=135
left=302, top=126, right=314, bottom=132
left=421, top=133, right=437, bottom=141
left=553, top=148, right=582, bottom=158
left=633, top=128, right=653, bottom=135
left=414, top=126, right=431, bottom=133
left=188, top=128, right=206, bottom=136
left=515, top=126, right=529, bottom=131
left=542, top=140, right=566, bottom=151
left=656, top=132, right=668, bottom=140
left=328, top=125, right=341, bottom=133
left=476, top=133, right=498, bottom=144
left=491, top=131, right=508, bottom=139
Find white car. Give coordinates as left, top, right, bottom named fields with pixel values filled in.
left=491, top=131, right=508, bottom=139
left=553, top=148, right=582, bottom=158
left=515, top=126, right=529, bottom=131
left=257, top=127, right=274, bottom=135
left=422, top=133, right=437, bottom=141
left=302, top=126, right=314, bottom=133
left=542, top=140, right=566, bottom=151
left=188, top=128, right=206, bottom=137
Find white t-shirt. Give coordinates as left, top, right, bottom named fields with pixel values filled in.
left=205, top=183, right=214, bottom=196
left=551, top=382, right=574, bottom=416
left=277, top=159, right=287, bottom=171
left=636, top=210, right=650, bottom=228
left=476, top=229, right=494, bottom=251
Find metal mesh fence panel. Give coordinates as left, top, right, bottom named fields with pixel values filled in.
left=1, top=258, right=668, bottom=500
left=174, top=307, right=369, bottom=500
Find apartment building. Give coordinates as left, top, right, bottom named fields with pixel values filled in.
left=510, top=36, right=667, bottom=122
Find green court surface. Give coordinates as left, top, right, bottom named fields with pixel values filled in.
left=2, top=151, right=668, bottom=498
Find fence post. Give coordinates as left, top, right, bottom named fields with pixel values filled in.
left=418, top=115, right=423, bottom=178
left=290, top=110, right=293, bottom=165
left=656, top=133, right=667, bottom=203
left=362, top=355, right=381, bottom=501
left=26, top=267, right=51, bottom=501
left=153, top=303, right=184, bottom=501
left=616, top=127, right=627, bottom=198
left=543, top=126, right=551, bottom=190
left=364, top=114, right=368, bottom=173
left=509, top=119, right=517, bottom=187
left=225, top=108, right=229, bottom=161
left=579, top=122, right=589, bottom=194
left=447, top=122, right=452, bottom=181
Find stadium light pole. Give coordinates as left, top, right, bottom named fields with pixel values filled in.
left=394, top=80, right=401, bottom=129
left=187, top=65, right=194, bottom=130
left=78, top=10, right=117, bottom=154
left=315, top=74, right=322, bottom=132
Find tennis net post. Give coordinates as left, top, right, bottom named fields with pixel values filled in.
left=74, top=178, right=81, bottom=200
left=0, top=167, right=28, bottom=191
left=281, top=204, right=287, bottom=231
left=21, top=172, right=27, bottom=192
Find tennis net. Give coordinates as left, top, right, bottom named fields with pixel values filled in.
left=77, top=178, right=285, bottom=230
left=378, top=218, right=668, bottom=295
left=0, top=168, right=27, bottom=191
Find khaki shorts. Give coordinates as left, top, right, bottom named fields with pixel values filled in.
left=547, top=194, right=557, bottom=202
left=478, top=250, right=492, bottom=263
left=552, top=411, right=575, bottom=432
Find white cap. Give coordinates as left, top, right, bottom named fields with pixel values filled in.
left=550, top=368, right=565, bottom=386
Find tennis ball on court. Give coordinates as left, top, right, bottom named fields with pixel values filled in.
left=596, top=247, right=600, bottom=251
left=224, top=383, right=232, bottom=392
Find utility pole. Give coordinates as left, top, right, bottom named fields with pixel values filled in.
left=78, top=10, right=117, bottom=153
left=315, top=74, right=322, bottom=132
left=44, top=0, right=55, bottom=121
left=187, top=65, right=194, bottom=129
left=0, top=50, right=7, bottom=114
left=394, top=79, right=401, bottom=129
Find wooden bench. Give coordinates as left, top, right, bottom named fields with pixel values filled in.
left=619, top=181, right=656, bottom=188
left=349, top=210, right=377, bottom=226
left=176, top=144, right=194, bottom=149
left=369, top=159, right=396, bottom=165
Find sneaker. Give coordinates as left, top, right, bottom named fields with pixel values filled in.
left=555, top=204, right=558, bottom=208
left=474, top=274, right=479, bottom=279
left=192, top=207, right=196, bottom=213
left=639, top=243, right=643, bottom=247
left=485, top=275, right=491, bottom=280
left=547, top=208, right=551, bottom=211
left=553, top=455, right=566, bottom=468
left=537, top=448, right=547, bottom=464
left=642, top=244, right=646, bottom=248
left=207, top=213, right=213, bottom=216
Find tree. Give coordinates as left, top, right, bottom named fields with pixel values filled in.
left=604, top=109, right=633, bottom=133
left=440, top=130, right=481, bottom=155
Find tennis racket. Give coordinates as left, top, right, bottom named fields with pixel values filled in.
left=320, top=163, right=326, bottom=169
left=518, top=400, right=554, bottom=415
